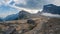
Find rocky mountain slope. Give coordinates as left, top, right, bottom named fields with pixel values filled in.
left=42, top=4, right=60, bottom=14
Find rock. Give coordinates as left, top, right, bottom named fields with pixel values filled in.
left=41, top=18, right=60, bottom=34
left=18, top=10, right=30, bottom=19
left=42, top=4, right=60, bottom=14
left=27, top=19, right=35, bottom=25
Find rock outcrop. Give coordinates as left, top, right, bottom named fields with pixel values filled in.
left=42, top=4, right=60, bottom=14
left=18, top=10, right=31, bottom=19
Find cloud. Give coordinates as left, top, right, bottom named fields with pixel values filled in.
left=41, top=13, right=60, bottom=18
left=0, top=4, right=19, bottom=18
left=0, top=2, right=2, bottom=5
left=52, top=0, right=60, bottom=6
left=14, top=0, right=27, bottom=5
left=45, top=0, right=60, bottom=6
left=1, top=0, right=60, bottom=9
left=0, top=11, right=18, bottom=18
left=15, top=0, right=50, bottom=9
left=9, top=5, right=39, bottom=13
left=14, top=0, right=60, bottom=9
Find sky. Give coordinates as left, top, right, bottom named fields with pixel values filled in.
left=0, top=0, right=60, bottom=18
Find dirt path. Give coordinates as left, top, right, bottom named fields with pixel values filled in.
left=24, top=19, right=48, bottom=34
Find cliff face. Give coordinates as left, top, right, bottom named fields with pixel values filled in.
left=18, top=10, right=31, bottom=19
left=42, top=4, right=60, bottom=14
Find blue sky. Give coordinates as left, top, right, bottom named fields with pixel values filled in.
left=0, top=0, right=60, bottom=18
left=0, top=5, right=19, bottom=17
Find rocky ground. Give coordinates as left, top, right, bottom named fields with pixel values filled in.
left=0, top=16, right=60, bottom=34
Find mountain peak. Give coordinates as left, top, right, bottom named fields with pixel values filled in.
left=19, top=10, right=30, bottom=14
left=42, top=4, right=60, bottom=14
